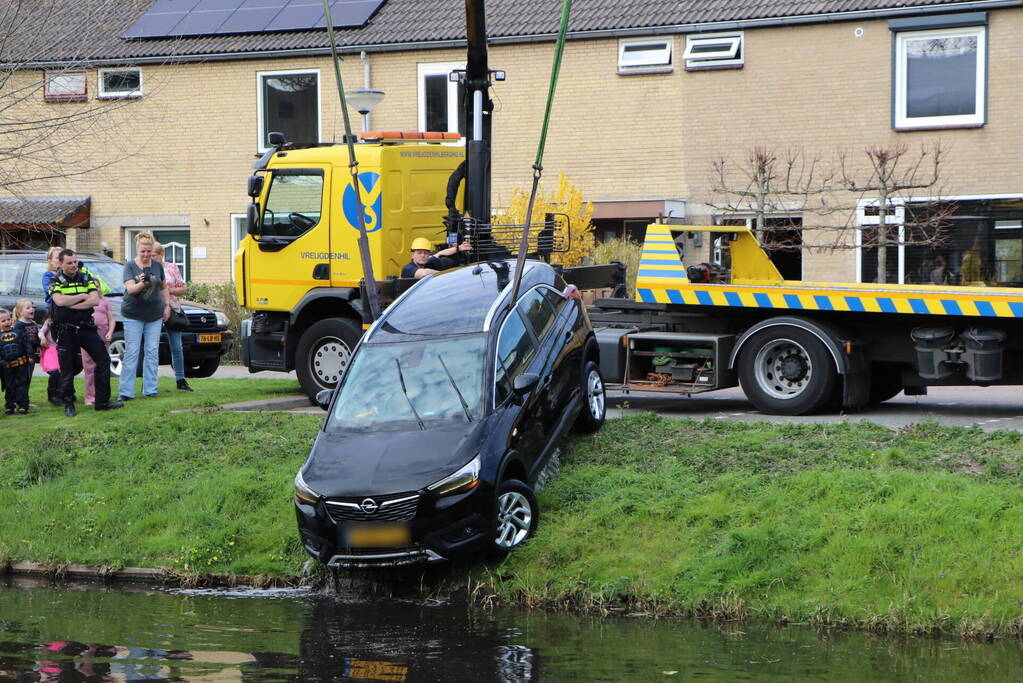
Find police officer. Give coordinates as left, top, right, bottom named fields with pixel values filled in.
left=401, top=237, right=472, bottom=279
left=49, top=249, right=123, bottom=416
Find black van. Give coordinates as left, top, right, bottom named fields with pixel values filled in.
left=0, top=250, right=233, bottom=377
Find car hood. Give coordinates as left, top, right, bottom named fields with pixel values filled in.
left=302, top=420, right=486, bottom=497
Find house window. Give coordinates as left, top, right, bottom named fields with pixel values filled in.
left=98, top=68, right=142, bottom=98
left=418, top=62, right=465, bottom=135
left=258, top=69, right=320, bottom=150
left=617, top=37, right=673, bottom=74
left=44, top=71, right=87, bottom=102
left=683, top=32, right=743, bottom=70
left=894, top=26, right=986, bottom=129
left=124, top=228, right=191, bottom=281
left=231, top=214, right=247, bottom=280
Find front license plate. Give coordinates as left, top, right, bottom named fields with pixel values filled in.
left=346, top=523, right=411, bottom=548
left=198, top=333, right=221, bottom=343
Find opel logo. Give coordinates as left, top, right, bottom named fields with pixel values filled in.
left=359, top=498, right=379, bottom=514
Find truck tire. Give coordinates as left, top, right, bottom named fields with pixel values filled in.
left=738, top=327, right=838, bottom=415
left=296, top=317, right=362, bottom=400
left=185, top=357, right=221, bottom=378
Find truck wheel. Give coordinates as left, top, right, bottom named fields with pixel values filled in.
left=296, top=317, right=361, bottom=400
left=185, top=357, right=220, bottom=378
left=738, top=327, right=838, bottom=415
left=574, top=361, right=606, bottom=433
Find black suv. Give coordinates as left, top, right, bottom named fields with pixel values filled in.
left=294, top=259, right=606, bottom=568
left=0, top=250, right=234, bottom=378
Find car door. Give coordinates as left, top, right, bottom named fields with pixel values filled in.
left=493, top=306, right=546, bottom=480
left=514, top=287, right=566, bottom=454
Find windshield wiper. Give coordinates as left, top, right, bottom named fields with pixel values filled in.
left=438, top=356, right=473, bottom=423
left=394, top=358, right=426, bottom=431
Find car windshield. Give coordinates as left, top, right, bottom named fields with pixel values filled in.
left=81, top=260, right=126, bottom=295
left=327, top=335, right=487, bottom=432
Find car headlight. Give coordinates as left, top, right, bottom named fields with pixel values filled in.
left=215, top=311, right=229, bottom=328
left=427, top=455, right=481, bottom=496
left=294, top=470, right=320, bottom=505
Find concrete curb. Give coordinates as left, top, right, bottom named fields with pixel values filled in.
left=3, top=560, right=298, bottom=587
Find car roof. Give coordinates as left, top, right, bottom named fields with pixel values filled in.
left=0, top=250, right=114, bottom=261
left=368, top=259, right=556, bottom=342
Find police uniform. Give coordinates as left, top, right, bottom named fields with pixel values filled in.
left=49, top=270, right=115, bottom=410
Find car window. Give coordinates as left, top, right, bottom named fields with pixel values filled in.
left=328, top=335, right=486, bottom=432
left=22, top=262, right=48, bottom=297
left=495, top=310, right=537, bottom=403
left=541, top=286, right=565, bottom=312
left=80, top=260, right=127, bottom=295
left=260, top=171, right=324, bottom=239
left=517, top=287, right=557, bottom=341
left=0, top=261, right=23, bottom=295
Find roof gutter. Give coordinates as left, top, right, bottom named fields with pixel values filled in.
left=13, top=0, right=1021, bottom=68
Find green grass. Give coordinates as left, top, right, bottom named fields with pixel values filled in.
left=493, top=413, right=1023, bottom=637
left=5, top=383, right=1023, bottom=637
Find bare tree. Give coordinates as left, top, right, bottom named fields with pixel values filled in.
left=0, top=0, right=159, bottom=246
left=710, top=142, right=954, bottom=284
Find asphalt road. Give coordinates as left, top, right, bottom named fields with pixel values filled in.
left=206, top=363, right=1023, bottom=432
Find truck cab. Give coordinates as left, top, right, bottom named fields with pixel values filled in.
left=235, top=132, right=464, bottom=397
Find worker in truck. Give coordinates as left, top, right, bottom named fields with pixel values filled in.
left=401, top=237, right=472, bottom=279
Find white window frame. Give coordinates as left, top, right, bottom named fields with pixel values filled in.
left=683, top=32, right=744, bottom=70
left=417, top=61, right=465, bottom=138
left=231, top=213, right=247, bottom=280
left=98, top=68, right=142, bottom=99
left=617, top=37, right=673, bottom=74
left=894, top=26, right=986, bottom=129
left=44, top=71, right=87, bottom=102
left=256, top=68, right=322, bottom=152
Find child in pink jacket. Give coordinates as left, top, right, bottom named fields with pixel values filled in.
left=82, top=282, right=114, bottom=405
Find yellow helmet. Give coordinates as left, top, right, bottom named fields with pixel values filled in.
left=410, top=237, right=434, bottom=251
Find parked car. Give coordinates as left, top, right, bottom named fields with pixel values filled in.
left=0, top=250, right=234, bottom=377
left=293, top=259, right=606, bottom=568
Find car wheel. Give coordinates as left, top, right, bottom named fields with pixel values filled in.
left=738, top=327, right=838, bottom=416
left=185, top=357, right=220, bottom=378
left=295, top=317, right=362, bottom=400
left=108, top=335, right=125, bottom=377
left=574, top=360, right=606, bottom=433
left=490, top=479, right=539, bottom=558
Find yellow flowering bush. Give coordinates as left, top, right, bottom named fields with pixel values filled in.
left=496, top=173, right=595, bottom=268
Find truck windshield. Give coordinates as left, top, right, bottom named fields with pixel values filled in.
left=260, top=172, right=323, bottom=238
left=327, top=335, right=487, bottom=432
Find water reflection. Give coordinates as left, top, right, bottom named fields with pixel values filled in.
left=1, top=577, right=1022, bottom=682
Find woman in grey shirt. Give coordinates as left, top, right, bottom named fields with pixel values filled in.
left=118, top=231, right=169, bottom=399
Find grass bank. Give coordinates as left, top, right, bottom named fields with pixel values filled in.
left=4, top=381, right=1023, bottom=637
left=496, top=413, right=1023, bottom=638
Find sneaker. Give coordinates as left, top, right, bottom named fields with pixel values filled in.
left=176, top=379, right=193, bottom=392
left=64, top=404, right=77, bottom=417
left=143, top=393, right=158, bottom=398
left=118, top=395, right=133, bottom=401
left=4, top=408, right=14, bottom=416
left=95, top=400, right=124, bottom=411
left=16, top=407, right=28, bottom=415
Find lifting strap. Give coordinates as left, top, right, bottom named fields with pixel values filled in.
left=323, top=0, right=382, bottom=321
left=511, top=0, right=572, bottom=304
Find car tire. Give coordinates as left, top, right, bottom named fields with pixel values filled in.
left=185, top=357, right=220, bottom=378
left=489, top=479, right=539, bottom=559
left=738, top=326, right=838, bottom=416
left=295, top=317, right=362, bottom=400
left=108, top=334, right=125, bottom=377
left=574, top=360, right=606, bottom=433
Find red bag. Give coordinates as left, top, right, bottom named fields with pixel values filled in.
left=40, top=344, right=60, bottom=373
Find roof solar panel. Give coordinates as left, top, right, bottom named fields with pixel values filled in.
left=313, top=0, right=384, bottom=29
left=123, top=0, right=200, bottom=39
left=217, top=5, right=287, bottom=34
left=266, top=1, right=324, bottom=32
left=173, top=8, right=235, bottom=35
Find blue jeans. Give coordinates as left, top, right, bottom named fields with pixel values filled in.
left=167, top=328, right=185, bottom=381
left=119, top=318, right=161, bottom=398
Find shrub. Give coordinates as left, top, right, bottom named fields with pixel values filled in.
left=593, top=237, right=643, bottom=298
left=185, top=282, right=243, bottom=361
left=495, top=173, right=596, bottom=268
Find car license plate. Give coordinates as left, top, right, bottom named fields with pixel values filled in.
left=345, top=523, right=410, bottom=548
left=198, top=333, right=221, bottom=343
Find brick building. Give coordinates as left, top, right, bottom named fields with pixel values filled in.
left=1, top=0, right=1020, bottom=286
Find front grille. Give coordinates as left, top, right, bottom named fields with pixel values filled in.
left=325, top=493, right=420, bottom=523
left=186, top=313, right=218, bottom=331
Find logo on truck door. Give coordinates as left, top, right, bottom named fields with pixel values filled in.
left=342, top=171, right=383, bottom=233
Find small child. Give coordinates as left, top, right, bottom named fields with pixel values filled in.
left=0, top=307, right=33, bottom=414
left=39, top=314, right=62, bottom=406
left=82, top=279, right=113, bottom=405
left=13, top=299, right=40, bottom=412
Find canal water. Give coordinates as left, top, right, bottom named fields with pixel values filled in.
left=1, top=576, right=1021, bottom=681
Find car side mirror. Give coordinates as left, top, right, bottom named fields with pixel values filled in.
left=246, top=202, right=260, bottom=235
left=512, top=373, right=539, bottom=398
left=247, top=174, right=264, bottom=198
left=315, top=389, right=333, bottom=410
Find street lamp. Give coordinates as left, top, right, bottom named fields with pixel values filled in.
left=346, top=89, right=385, bottom=132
